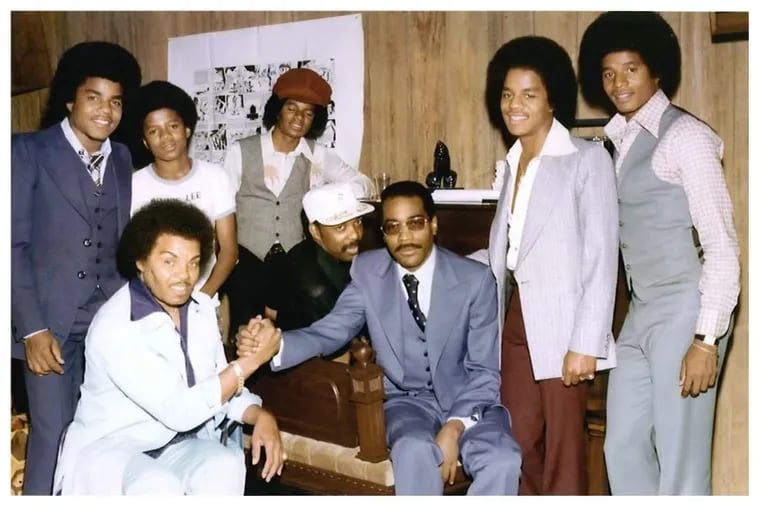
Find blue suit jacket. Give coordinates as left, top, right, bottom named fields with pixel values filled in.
left=11, top=124, right=133, bottom=359
left=276, top=246, right=502, bottom=419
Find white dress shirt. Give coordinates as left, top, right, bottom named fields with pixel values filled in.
left=222, top=129, right=373, bottom=198
left=506, top=119, right=578, bottom=271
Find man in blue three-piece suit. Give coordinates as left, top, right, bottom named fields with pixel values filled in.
left=11, top=41, right=141, bottom=495
left=238, top=181, right=522, bottom=495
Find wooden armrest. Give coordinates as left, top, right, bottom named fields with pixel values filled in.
left=348, top=340, right=389, bottom=463
left=249, top=359, right=359, bottom=448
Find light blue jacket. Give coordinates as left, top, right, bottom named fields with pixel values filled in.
left=53, top=284, right=260, bottom=494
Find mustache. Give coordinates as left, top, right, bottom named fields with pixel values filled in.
left=341, top=241, right=360, bottom=253
left=394, top=243, right=422, bottom=253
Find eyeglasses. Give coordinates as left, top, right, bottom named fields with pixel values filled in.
left=380, top=216, right=429, bottom=236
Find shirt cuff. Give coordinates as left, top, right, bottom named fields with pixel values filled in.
left=270, top=341, right=284, bottom=369
left=24, top=329, right=48, bottom=340
left=695, top=307, right=732, bottom=338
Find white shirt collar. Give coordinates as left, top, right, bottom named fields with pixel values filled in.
left=60, top=117, right=112, bottom=162
left=261, top=128, right=315, bottom=161
left=506, top=117, right=576, bottom=168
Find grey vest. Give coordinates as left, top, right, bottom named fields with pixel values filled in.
left=399, top=295, right=434, bottom=391
left=617, top=105, right=702, bottom=298
left=78, top=159, right=121, bottom=302
left=236, top=135, right=313, bottom=259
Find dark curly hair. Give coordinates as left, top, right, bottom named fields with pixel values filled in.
left=40, top=41, right=142, bottom=129
left=380, top=180, right=436, bottom=220
left=130, top=80, right=198, bottom=165
left=262, top=94, right=328, bottom=139
left=578, top=11, right=681, bottom=114
left=117, top=199, right=215, bottom=280
left=485, top=36, right=578, bottom=144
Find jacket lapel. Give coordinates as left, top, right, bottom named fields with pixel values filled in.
left=110, top=149, right=133, bottom=232
left=39, top=127, right=92, bottom=222
left=371, top=252, right=406, bottom=374
left=517, top=156, right=569, bottom=265
left=425, top=249, right=464, bottom=378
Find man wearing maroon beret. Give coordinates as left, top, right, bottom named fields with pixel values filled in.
left=222, top=68, right=372, bottom=335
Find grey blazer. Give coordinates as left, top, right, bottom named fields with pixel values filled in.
left=275, top=246, right=502, bottom=419
left=487, top=136, right=619, bottom=380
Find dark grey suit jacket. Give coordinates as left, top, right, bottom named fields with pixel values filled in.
left=11, top=124, right=133, bottom=359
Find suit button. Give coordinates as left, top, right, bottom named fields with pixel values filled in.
left=97, top=242, right=102, bottom=248
left=94, top=207, right=100, bottom=213
left=276, top=201, right=280, bottom=206
left=426, top=381, right=432, bottom=387
left=95, top=258, right=101, bottom=264
left=97, top=225, right=102, bottom=230
left=96, top=275, right=101, bottom=280
left=77, top=271, right=87, bottom=279
left=625, top=264, right=631, bottom=270
left=275, top=232, right=280, bottom=237
left=619, top=221, right=623, bottom=227
left=275, top=216, right=280, bottom=221
left=83, top=238, right=92, bottom=247
left=425, top=366, right=430, bottom=372
left=621, top=243, right=628, bottom=249
left=423, top=352, right=428, bottom=357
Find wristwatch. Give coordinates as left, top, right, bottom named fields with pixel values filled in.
left=695, top=334, right=717, bottom=346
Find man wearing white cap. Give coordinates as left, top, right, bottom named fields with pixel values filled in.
left=221, top=67, right=372, bottom=337
left=266, top=182, right=374, bottom=333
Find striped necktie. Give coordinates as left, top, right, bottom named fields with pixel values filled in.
left=88, top=153, right=104, bottom=188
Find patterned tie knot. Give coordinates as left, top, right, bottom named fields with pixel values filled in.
left=402, top=273, right=419, bottom=296
left=88, top=152, right=104, bottom=187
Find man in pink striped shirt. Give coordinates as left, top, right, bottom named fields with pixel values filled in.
left=579, top=11, right=740, bottom=495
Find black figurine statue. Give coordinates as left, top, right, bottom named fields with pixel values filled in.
left=426, top=140, right=457, bottom=189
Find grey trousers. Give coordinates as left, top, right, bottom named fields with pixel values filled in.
left=604, top=280, right=730, bottom=495
left=384, top=392, right=522, bottom=495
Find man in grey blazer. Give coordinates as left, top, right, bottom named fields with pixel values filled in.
left=238, top=181, right=521, bottom=495
left=11, top=41, right=141, bottom=495
left=473, top=36, right=619, bottom=494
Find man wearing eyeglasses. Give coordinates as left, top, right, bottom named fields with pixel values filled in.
left=237, top=180, right=521, bottom=495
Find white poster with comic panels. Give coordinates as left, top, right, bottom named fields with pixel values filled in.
left=168, top=14, right=364, bottom=167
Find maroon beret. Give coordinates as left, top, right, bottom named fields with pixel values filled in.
left=273, top=68, right=332, bottom=107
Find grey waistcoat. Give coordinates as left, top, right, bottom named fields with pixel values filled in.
left=400, top=296, right=434, bottom=391
left=236, top=135, right=313, bottom=259
left=617, top=105, right=702, bottom=298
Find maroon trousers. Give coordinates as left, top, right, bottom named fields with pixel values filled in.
left=501, top=286, right=589, bottom=495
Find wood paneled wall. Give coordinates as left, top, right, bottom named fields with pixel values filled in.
left=10, top=11, right=748, bottom=495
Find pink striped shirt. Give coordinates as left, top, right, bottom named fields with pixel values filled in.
left=605, top=89, right=740, bottom=337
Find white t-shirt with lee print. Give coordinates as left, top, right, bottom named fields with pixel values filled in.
left=131, top=159, right=236, bottom=296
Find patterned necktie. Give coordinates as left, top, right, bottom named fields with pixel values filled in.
left=88, top=153, right=104, bottom=188
left=402, top=273, right=426, bottom=332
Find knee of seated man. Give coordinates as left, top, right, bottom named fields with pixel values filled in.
left=390, top=434, right=441, bottom=464
left=124, top=466, right=184, bottom=495
left=187, top=444, right=245, bottom=494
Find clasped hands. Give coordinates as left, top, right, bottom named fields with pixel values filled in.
left=236, top=316, right=282, bottom=366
